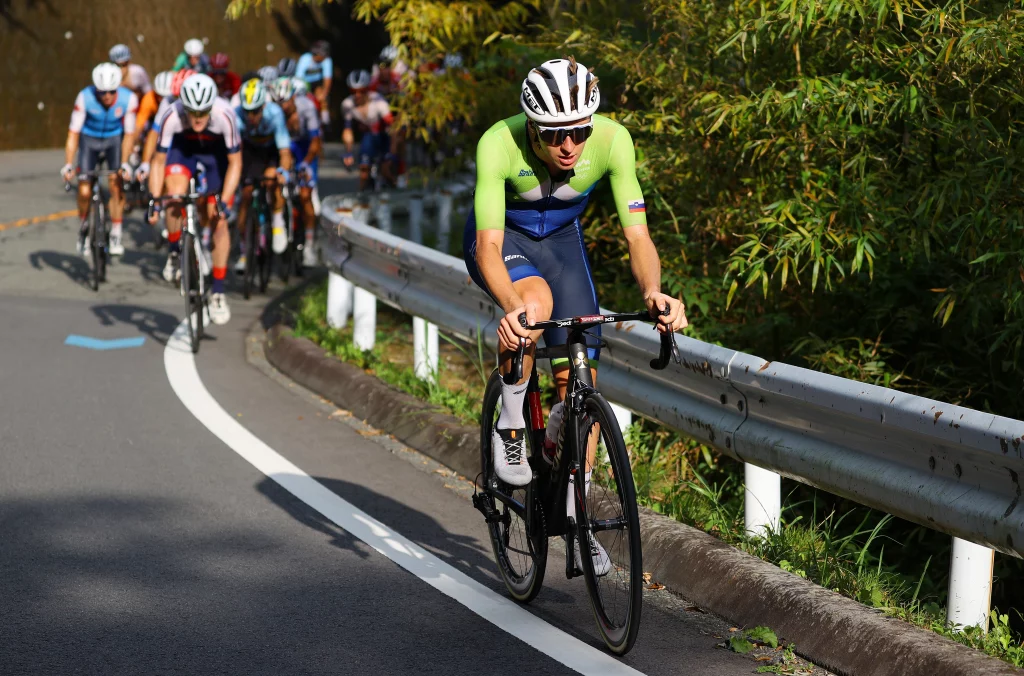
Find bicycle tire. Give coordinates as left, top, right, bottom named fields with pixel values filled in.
left=479, top=370, right=547, bottom=603
left=192, top=235, right=206, bottom=344
left=257, top=218, right=272, bottom=295
left=279, top=197, right=292, bottom=285
left=89, top=199, right=102, bottom=290
left=243, top=207, right=258, bottom=300
left=181, top=232, right=201, bottom=354
left=573, top=391, right=643, bottom=655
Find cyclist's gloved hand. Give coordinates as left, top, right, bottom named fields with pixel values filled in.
left=217, top=195, right=236, bottom=223
left=296, top=162, right=313, bottom=183
left=119, top=162, right=134, bottom=180
left=644, top=292, right=689, bottom=333
left=276, top=167, right=290, bottom=185
left=147, top=200, right=162, bottom=225
left=498, top=303, right=537, bottom=354
left=135, top=162, right=150, bottom=182
left=60, top=164, right=75, bottom=182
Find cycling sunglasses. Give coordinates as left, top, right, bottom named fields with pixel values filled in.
left=533, top=122, right=594, bottom=146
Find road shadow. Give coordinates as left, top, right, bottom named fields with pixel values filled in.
left=90, top=303, right=181, bottom=346
left=255, top=474, right=575, bottom=608
left=27, top=249, right=91, bottom=288
left=0, top=492, right=526, bottom=674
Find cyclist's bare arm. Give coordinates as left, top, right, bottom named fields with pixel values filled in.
left=623, top=224, right=687, bottom=332
left=64, top=131, right=80, bottom=173
left=221, top=151, right=242, bottom=204
left=278, top=147, right=294, bottom=172
left=305, top=136, right=322, bottom=164
left=148, top=152, right=167, bottom=198
left=341, top=127, right=354, bottom=152
left=142, top=129, right=160, bottom=166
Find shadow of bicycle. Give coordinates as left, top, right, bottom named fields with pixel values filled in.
left=90, top=303, right=184, bottom=346
left=27, top=249, right=91, bottom=288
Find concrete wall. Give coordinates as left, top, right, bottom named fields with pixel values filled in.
left=0, top=0, right=387, bottom=149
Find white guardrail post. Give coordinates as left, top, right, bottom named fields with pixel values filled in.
left=351, top=201, right=376, bottom=351
left=745, top=464, right=781, bottom=538
left=326, top=202, right=354, bottom=329
left=409, top=194, right=438, bottom=382
left=947, top=537, right=995, bottom=631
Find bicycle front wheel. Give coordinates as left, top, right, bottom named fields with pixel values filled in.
left=479, top=370, right=547, bottom=602
left=243, top=209, right=257, bottom=300
left=181, top=232, right=201, bottom=354
left=89, top=200, right=104, bottom=290
left=574, top=392, right=643, bottom=655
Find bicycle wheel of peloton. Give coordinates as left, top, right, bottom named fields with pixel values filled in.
left=192, top=235, right=206, bottom=343
left=243, top=208, right=257, bottom=300
left=574, top=391, right=643, bottom=655
left=181, top=232, right=200, bottom=354
left=257, top=209, right=272, bottom=295
left=279, top=198, right=292, bottom=285
left=88, top=200, right=101, bottom=290
left=479, top=370, right=547, bottom=602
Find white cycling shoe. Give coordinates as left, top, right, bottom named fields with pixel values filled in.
left=570, top=532, right=612, bottom=577
left=162, top=252, right=180, bottom=284
left=77, top=235, right=90, bottom=257
left=302, top=244, right=317, bottom=268
left=271, top=227, right=288, bottom=254
left=109, top=233, right=125, bottom=257
left=209, top=293, right=231, bottom=325
left=492, top=427, right=532, bottom=486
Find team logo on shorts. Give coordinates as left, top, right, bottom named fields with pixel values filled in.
left=168, top=165, right=187, bottom=175
left=628, top=200, right=645, bottom=214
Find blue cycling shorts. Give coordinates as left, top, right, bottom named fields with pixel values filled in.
left=290, top=139, right=319, bottom=186
left=463, top=210, right=601, bottom=366
left=359, top=132, right=390, bottom=167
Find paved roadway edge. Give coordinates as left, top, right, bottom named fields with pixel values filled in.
left=255, top=301, right=1021, bottom=676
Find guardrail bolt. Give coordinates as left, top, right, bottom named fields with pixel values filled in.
left=737, top=400, right=744, bottom=412
left=928, top=456, right=936, bottom=470
left=719, top=394, right=728, bottom=405
left=954, top=463, right=962, bottom=478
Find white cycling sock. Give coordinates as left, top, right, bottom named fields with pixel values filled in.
left=110, top=220, right=122, bottom=238
left=272, top=210, right=285, bottom=231
left=566, top=470, right=592, bottom=521
left=496, top=380, right=527, bottom=430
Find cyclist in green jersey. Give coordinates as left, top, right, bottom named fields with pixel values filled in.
left=465, top=59, right=688, bottom=559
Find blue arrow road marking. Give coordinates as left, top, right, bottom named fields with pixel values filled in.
left=65, top=335, right=146, bottom=350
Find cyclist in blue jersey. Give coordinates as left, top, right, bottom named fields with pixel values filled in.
left=62, top=63, right=139, bottom=257
left=233, top=78, right=294, bottom=271
left=272, top=76, right=321, bottom=267
left=295, top=40, right=333, bottom=126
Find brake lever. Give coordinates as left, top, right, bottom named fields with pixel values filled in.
left=503, top=312, right=529, bottom=385
left=650, top=306, right=681, bottom=370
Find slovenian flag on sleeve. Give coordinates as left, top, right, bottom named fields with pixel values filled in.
left=628, top=200, right=645, bottom=214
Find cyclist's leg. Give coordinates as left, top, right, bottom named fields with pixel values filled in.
left=264, top=150, right=288, bottom=253
left=163, top=147, right=196, bottom=246
left=105, top=136, right=126, bottom=251
left=380, top=132, right=396, bottom=187
left=76, top=136, right=101, bottom=224
left=201, top=151, right=230, bottom=290
left=358, top=133, right=375, bottom=191
left=235, top=142, right=262, bottom=261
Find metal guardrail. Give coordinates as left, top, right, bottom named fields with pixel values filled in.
left=319, top=193, right=1024, bottom=559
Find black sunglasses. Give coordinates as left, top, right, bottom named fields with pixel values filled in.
left=533, top=122, right=594, bottom=146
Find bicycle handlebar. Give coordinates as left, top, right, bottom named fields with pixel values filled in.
left=502, top=308, right=681, bottom=385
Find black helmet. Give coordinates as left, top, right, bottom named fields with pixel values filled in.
left=311, top=40, right=330, bottom=57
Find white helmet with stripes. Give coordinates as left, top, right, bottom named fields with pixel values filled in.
left=179, top=73, right=217, bottom=112
left=109, top=44, right=132, bottom=64
left=520, top=58, right=600, bottom=124
left=153, top=71, right=174, bottom=98
left=92, top=63, right=123, bottom=92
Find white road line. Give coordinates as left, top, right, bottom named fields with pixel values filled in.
left=163, top=321, right=644, bottom=676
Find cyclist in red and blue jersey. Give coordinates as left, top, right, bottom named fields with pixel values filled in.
left=61, top=62, right=139, bottom=258
left=465, top=58, right=688, bottom=571
left=148, top=74, right=241, bottom=325
left=272, top=76, right=321, bottom=268
left=341, top=70, right=395, bottom=191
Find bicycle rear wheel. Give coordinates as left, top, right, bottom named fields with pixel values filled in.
left=279, top=198, right=292, bottom=285
left=89, top=200, right=104, bottom=290
left=181, top=232, right=202, bottom=354
left=574, top=392, right=643, bottom=655
left=243, top=209, right=257, bottom=300
left=479, top=370, right=547, bottom=602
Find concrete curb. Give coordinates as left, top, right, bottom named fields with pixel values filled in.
left=263, top=325, right=1020, bottom=676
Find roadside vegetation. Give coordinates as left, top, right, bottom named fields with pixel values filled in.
left=235, top=0, right=1024, bottom=663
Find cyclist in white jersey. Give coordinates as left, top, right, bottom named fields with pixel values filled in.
left=109, top=44, right=151, bottom=99
left=273, top=76, right=321, bottom=267
left=148, top=74, right=241, bottom=325
left=341, top=70, right=396, bottom=191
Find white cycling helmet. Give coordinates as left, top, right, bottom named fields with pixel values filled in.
left=109, top=44, right=131, bottom=64
left=153, top=70, right=174, bottom=98
left=239, top=78, right=267, bottom=111
left=184, top=38, right=205, bottom=57
left=258, top=65, right=279, bottom=84
left=277, top=57, right=297, bottom=77
left=292, top=77, right=309, bottom=96
left=520, top=58, right=600, bottom=124
left=179, top=73, right=217, bottom=112
left=272, top=76, right=295, bottom=102
left=92, top=62, right=123, bottom=92
left=347, top=69, right=371, bottom=90
left=379, top=45, right=399, bottom=63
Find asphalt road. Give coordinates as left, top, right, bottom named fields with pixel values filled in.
left=0, top=148, right=824, bottom=675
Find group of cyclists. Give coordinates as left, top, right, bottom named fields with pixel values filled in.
left=61, top=37, right=408, bottom=325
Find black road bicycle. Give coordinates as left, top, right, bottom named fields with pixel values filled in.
left=473, top=310, right=679, bottom=655
left=149, top=178, right=209, bottom=353
left=66, top=169, right=116, bottom=291
left=242, top=176, right=293, bottom=299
